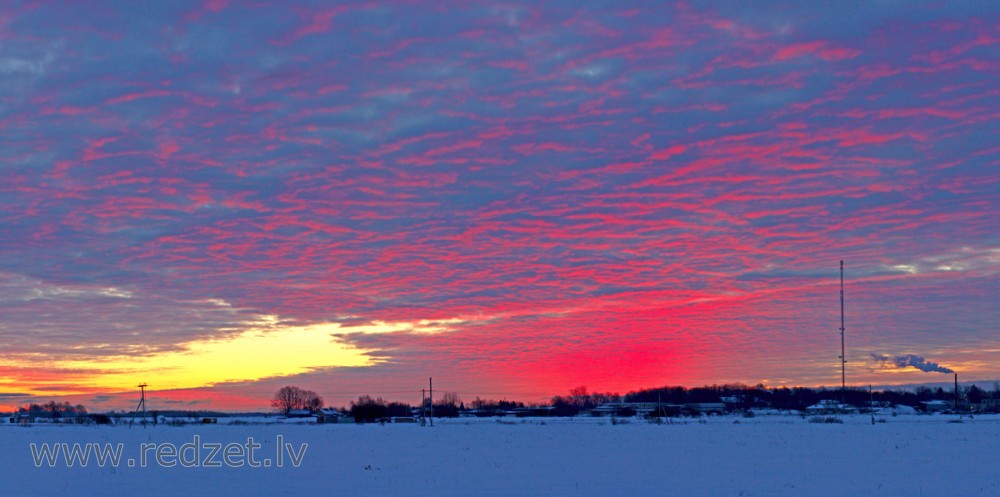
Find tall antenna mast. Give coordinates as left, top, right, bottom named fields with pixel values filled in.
left=839, top=261, right=846, bottom=393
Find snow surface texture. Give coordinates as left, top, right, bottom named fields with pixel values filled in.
left=2, top=415, right=998, bottom=496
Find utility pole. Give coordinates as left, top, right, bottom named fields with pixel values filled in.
left=429, top=377, right=434, bottom=427
left=869, top=384, right=875, bottom=425
left=129, top=383, right=148, bottom=429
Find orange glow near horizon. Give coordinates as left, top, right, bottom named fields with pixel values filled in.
left=0, top=318, right=463, bottom=400
left=1, top=298, right=996, bottom=412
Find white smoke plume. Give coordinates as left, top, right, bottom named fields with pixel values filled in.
left=871, top=354, right=954, bottom=374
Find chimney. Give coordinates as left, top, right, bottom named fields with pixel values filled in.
left=954, top=373, right=959, bottom=411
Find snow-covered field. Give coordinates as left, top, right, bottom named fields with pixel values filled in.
left=2, top=414, right=998, bottom=496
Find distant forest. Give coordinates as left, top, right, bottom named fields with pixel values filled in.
left=627, top=383, right=996, bottom=411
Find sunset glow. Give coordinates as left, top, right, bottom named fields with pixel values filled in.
left=0, top=1, right=997, bottom=412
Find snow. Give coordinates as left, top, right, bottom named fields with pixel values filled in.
left=2, top=414, right=998, bottom=496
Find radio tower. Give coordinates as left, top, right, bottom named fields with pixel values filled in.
left=839, top=261, right=846, bottom=393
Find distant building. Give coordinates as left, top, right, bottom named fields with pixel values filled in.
left=920, top=400, right=951, bottom=413
left=316, top=408, right=352, bottom=423
left=872, top=404, right=918, bottom=415
left=513, top=406, right=556, bottom=417
left=590, top=403, right=634, bottom=416
left=721, top=395, right=771, bottom=410
left=805, top=400, right=858, bottom=414
left=686, top=402, right=727, bottom=415
left=591, top=402, right=710, bottom=417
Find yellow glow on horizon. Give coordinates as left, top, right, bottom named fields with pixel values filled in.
left=3, top=318, right=461, bottom=396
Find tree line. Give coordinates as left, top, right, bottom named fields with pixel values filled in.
left=16, top=401, right=88, bottom=418
left=621, top=382, right=1000, bottom=412
left=269, top=382, right=1000, bottom=421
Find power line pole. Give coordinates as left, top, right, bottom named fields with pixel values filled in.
left=129, top=383, right=148, bottom=429
left=429, top=377, right=434, bottom=427
left=869, top=384, right=875, bottom=425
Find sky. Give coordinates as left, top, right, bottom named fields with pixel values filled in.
left=0, top=1, right=997, bottom=412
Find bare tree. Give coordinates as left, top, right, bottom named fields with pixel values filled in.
left=305, top=393, right=324, bottom=411
left=440, top=391, right=461, bottom=407
left=272, top=386, right=305, bottom=415
left=271, top=386, right=324, bottom=415
left=350, top=395, right=388, bottom=422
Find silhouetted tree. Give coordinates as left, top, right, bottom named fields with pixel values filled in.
left=432, top=391, right=462, bottom=417
left=967, top=385, right=984, bottom=406
left=19, top=402, right=87, bottom=419
left=386, top=402, right=413, bottom=418
left=550, top=395, right=580, bottom=417
left=569, top=385, right=589, bottom=405
left=471, top=397, right=500, bottom=416
left=350, top=395, right=388, bottom=422
left=271, top=386, right=323, bottom=415
left=441, top=391, right=459, bottom=405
